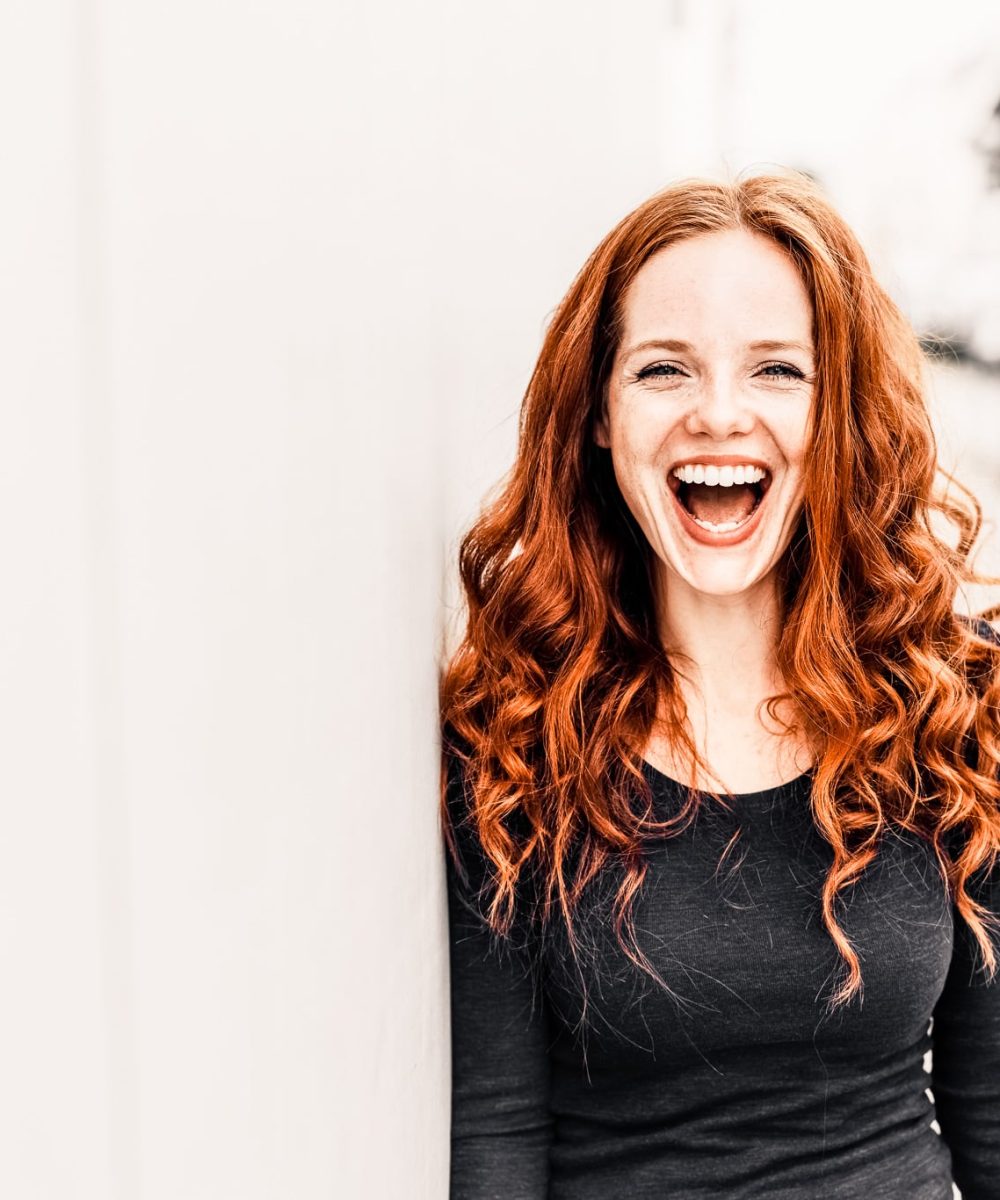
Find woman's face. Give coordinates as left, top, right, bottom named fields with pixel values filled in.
left=595, top=228, right=815, bottom=603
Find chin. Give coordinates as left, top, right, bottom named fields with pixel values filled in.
left=653, top=518, right=792, bottom=600
left=665, top=557, right=778, bottom=600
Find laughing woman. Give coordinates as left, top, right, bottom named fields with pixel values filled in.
left=440, top=173, right=1000, bottom=1199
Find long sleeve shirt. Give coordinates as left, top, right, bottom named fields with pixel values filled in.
left=446, top=756, right=1000, bottom=1199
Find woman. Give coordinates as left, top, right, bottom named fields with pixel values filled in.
left=439, top=172, right=1000, bottom=1199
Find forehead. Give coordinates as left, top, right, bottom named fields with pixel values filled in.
left=618, top=228, right=814, bottom=348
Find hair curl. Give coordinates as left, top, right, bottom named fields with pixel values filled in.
left=440, top=171, right=1000, bottom=1019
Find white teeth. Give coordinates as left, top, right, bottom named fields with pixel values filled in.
left=671, top=463, right=766, bottom=485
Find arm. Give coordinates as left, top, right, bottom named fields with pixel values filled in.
left=932, top=859, right=1000, bottom=1200
left=444, top=754, right=553, bottom=1199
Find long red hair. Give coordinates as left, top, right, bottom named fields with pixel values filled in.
left=440, top=172, right=1000, bottom=1014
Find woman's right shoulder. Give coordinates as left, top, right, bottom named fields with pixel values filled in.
left=441, top=722, right=475, bottom=820
left=440, top=724, right=543, bottom=936
left=440, top=723, right=489, bottom=890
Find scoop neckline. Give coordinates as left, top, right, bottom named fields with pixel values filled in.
left=639, top=756, right=814, bottom=803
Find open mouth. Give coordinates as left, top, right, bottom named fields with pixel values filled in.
left=667, top=463, right=772, bottom=535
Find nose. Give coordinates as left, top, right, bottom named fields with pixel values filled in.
left=683, top=372, right=755, bottom=439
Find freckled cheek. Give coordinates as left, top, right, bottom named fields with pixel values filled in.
left=772, top=414, right=810, bottom=468
left=621, top=445, right=668, bottom=486
left=610, top=425, right=661, bottom=470
left=618, top=411, right=679, bottom=461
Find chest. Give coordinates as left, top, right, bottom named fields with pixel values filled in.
left=643, top=718, right=814, bottom=796
left=539, top=786, right=954, bottom=1074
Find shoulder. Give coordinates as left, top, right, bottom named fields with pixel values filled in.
left=441, top=724, right=480, bottom=863
left=954, top=612, right=1000, bottom=694
left=440, top=726, right=526, bottom=899
left=440, top=726, right=544, bottom=951
left=955, top=612, right=1000, bottom=647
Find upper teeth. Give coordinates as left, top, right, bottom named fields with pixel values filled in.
left=671, top=464, right=767, bottom=486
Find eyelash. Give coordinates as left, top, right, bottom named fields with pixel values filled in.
left=634, top=361, right=806, bottom=382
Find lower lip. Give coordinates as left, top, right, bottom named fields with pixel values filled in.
left=669, top=482, right=768, bottom=547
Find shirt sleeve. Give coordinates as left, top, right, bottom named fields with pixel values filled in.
left=932, top=856, right=1000, bottom=1200
left=444, top=750, right=553, bottom=1199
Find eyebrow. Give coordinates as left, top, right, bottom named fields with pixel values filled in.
left=748, top=339, right=814, bottom=355
left=622, top=338, right=815, bottom=358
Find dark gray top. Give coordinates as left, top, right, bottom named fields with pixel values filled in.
left=446, top=755, right=1000, bottom=1199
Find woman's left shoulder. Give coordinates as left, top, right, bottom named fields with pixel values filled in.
left=955, top=612, right=1000, bottom=646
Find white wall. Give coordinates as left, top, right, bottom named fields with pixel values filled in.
left=0, top=3, right=117, bottom=1195
left=0, top=3, right=665, bottom=1197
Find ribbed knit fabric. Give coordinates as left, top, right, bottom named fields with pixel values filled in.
left=446, top=756, right=1000, bottom=1199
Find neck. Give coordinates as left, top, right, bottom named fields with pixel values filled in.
left=656, top=572, right=784, bottom=710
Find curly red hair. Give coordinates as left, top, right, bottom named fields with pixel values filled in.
left=440, top=171, right=1000, bottom=1014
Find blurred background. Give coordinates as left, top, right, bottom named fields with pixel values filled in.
left=1, top=1, right=997, bottom=1197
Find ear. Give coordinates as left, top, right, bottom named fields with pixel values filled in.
left=593, top=397, right=611, bottom=449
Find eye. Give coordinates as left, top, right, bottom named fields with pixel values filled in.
left=756, top=361, right=806, bottom=381
left=635, top=362, right=686, bottom=381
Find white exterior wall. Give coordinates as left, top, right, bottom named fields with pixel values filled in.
left=0, top=3, right=664, bottom=1197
